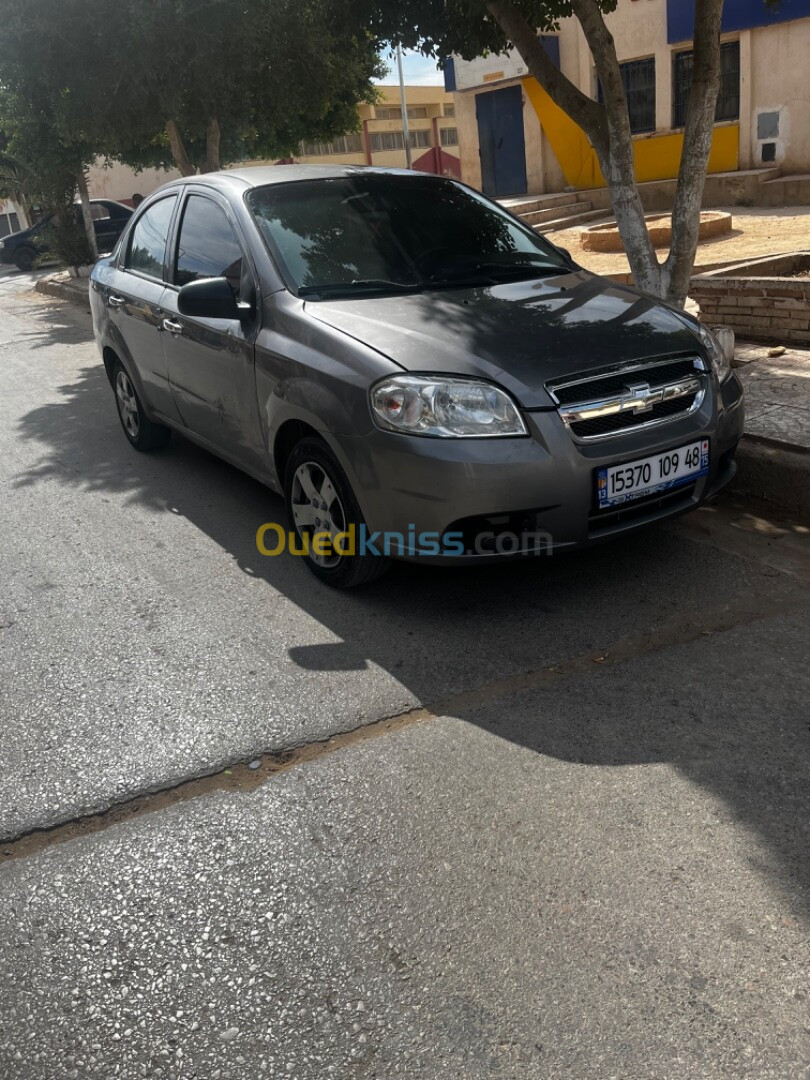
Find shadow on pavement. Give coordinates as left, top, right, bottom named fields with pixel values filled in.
left=14, top=356, right=810, bottom=919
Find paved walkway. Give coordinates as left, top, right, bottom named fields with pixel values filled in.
left=734, top=341, right=810, bottom=451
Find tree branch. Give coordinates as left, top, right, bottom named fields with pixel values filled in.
left=166, top=119, right=195, bottom=177
left=663, top=0, right=724, bottom=304
left=486, top=0, right=607, bottom=153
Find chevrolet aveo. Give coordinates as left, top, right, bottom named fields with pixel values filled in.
left=90, top=166, right=744, bottom=587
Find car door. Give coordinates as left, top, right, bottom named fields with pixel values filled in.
left=104, top=194, right=184, bottom=424
left=160, top=189, right=265, bottom=473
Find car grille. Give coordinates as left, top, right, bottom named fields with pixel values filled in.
left=547, top=356, right=707, bottom=442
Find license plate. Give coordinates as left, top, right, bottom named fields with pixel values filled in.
left=597, top=440, right=709, bottom=508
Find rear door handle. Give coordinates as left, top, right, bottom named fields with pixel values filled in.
left=108, top=295, right=125, bottom=309
left=162, top=318, right=183, bottom=335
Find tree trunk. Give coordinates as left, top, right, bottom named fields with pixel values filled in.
left=13, top=197, right=29, bottom=229
left=166, top=119, right=196, bottom=176
left=202, top=118, right=221, bottom=173
left=488, top=0, right=724, bottom=305
left=76, top=170, right=98, bottom=263
left=568, top=0, right=662, bottom=295
left=662, top=0, right=724, bottom=305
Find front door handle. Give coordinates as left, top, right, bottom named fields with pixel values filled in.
left=162, top=318, right=183, bottom=335
left=108, top=294, right=125, bottom=309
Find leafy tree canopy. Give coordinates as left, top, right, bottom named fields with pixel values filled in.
left=0, top=0, right=386, bottom=176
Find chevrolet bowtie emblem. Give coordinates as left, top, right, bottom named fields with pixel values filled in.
left=624, top=382, right=657, bottom=414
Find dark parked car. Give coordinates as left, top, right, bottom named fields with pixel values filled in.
left=90, top=166, right=744, bottom=587
left=0, top=199, right=133, bottom=271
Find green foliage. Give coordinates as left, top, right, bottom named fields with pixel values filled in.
left=36, top=217, right=95, bottom=271
left=0, top=0, right=385, bottom=175
left=357, top=0, right=617, bottom=64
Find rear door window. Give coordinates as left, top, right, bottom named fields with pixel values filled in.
left=174, top=195, right=243, bottom=298
left=124, top=196, right=177, bottom=280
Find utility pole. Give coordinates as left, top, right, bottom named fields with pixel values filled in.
left=396, top=44, right=412, bottom=169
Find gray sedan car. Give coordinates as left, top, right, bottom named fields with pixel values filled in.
left=90, top=165, right=744, bottom=587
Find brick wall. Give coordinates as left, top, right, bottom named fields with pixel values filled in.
left=690, top=254, right=810, bottom=344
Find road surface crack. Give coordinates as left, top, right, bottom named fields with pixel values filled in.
left=1, top=591, right=806, bottom=864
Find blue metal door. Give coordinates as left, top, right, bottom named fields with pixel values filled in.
left=476, top=85, right=527, bottom=197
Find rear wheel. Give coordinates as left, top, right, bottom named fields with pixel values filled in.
left=14, top=247, right=36, bottom=272
left=112, top=361, right=171, bottom=451
left=284, top=437, right=389, bottom=588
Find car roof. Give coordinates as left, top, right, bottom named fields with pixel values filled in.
left=158, top=164, right=443, bottom=194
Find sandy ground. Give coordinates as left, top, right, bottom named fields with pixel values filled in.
left=547, top=205, right=810, bottom=279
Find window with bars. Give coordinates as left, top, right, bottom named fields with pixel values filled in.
left=598, top=57, right=656, bottom=135
left=375, top=106, right=430, bottom=120
left=370, top=131, right=402, bottom=152
left=440, top=127, right=459, bottom=146
left=443, top=104, right=456, bottom=117
left=300, top=133, right=364, bottom=156
left=672, top=41, right=740, bottom=129
left=370, top=130, right=432, bottom=152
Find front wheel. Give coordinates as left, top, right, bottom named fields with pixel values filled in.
left=112, top=361, right=171, bottom=451
left=284, top=437, right=389, bottom=588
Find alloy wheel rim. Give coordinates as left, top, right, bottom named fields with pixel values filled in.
left=291, top=462, right=346, bottom=568
left=115, top=370, right=140, bottom=439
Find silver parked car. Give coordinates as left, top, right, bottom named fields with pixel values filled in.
left=90, top=166, right=744, bottom=587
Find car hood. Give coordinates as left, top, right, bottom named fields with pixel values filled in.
left=306, top=270, right=702, bottom=408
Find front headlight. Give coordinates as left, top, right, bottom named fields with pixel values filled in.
left=698, top=323, right=734, bottom=383
left=370, top=374, right=527, bottom=437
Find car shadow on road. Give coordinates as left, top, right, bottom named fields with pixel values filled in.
left=14, top=360, right=810, bottom=919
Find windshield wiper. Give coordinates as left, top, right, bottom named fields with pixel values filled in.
left=471, top=262, right=565, bottom=277
left=423, top=263, right=565, bottom=291
left=298, top=279, right=423, bottom=298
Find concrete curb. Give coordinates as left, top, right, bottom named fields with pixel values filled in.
left=733, top=437, right=810, bottom=520
left=35, top=274, right=90, bottom=307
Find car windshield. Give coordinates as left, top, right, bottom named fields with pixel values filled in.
left=246, top=174, right=569, bottom=297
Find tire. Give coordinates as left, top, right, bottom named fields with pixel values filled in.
left=284, top=436, right=390, bottom=588
left=14, top=247, right=36, bottom=272
left=112, top=360, right=171, bottom=452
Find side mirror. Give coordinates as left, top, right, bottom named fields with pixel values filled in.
left=177, top=276, right=239, bottom=320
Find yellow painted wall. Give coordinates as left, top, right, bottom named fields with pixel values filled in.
left=522, top=77, right=739, bottom=190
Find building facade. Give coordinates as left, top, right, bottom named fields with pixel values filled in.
left=0, top=200, right=25, bottom=237
left=292, top=85, right=460, bottom=176
left=448, top=0, right=810, bottom=197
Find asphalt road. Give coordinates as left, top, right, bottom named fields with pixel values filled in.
left=1, top=270, right=808, bottom=1078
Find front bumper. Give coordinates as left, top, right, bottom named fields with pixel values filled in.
left=329, top=372, right=744, bottom=563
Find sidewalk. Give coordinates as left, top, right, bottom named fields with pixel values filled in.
left=731, top=341, right=810, bottom=519
left=734, top=342, right=810, bottom=450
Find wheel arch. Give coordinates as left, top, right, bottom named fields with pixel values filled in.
left=273, top=419, right=321, bottom=486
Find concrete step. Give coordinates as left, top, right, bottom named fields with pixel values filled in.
left=519, top=200, right=590, bottom=226
left=757, top=173, right=810, bottom=206
left=498, top=192, right=581, bottom=215
left=534, top=208, right=609, bottom=233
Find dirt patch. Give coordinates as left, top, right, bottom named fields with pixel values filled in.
left=548, top=206, right=810, bottom=281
